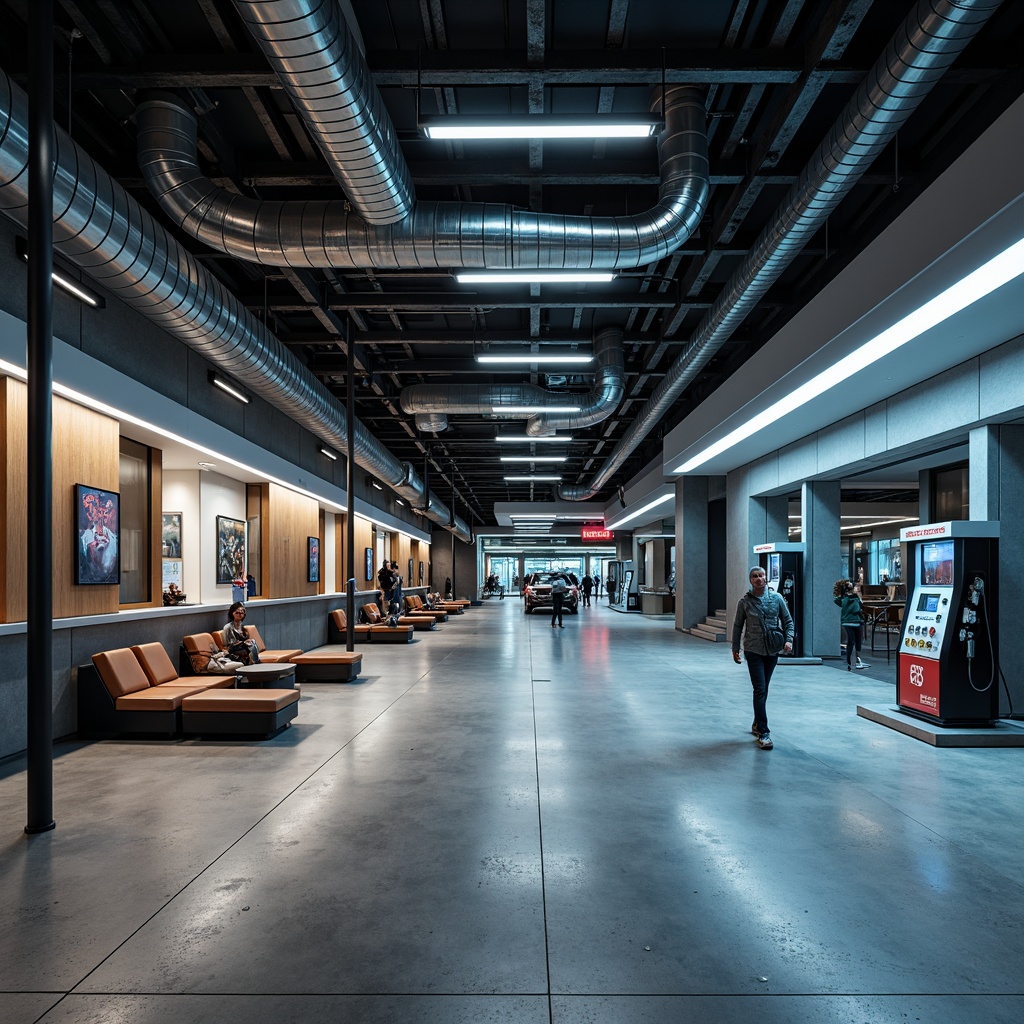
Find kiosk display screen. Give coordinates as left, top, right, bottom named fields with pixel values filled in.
left=921, top=540, right=953, bottom=586
left=916, top=592, right=940, bottom=613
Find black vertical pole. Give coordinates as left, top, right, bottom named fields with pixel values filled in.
left=345, top=321, right=355, bottom=652
left=450, top=468, right=456, bottom=599
left=26, top=0, right=56, bottom=835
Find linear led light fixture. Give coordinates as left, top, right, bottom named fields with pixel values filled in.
left=477, top=351, right=594, bottom=364
left=504, top=475, right=563, bottom=481
left=675, top=235, right=1024, bottom=474
left=319, top=445, right=338, bottom=461
left=423, top=114, right=660, bottom=141
left=458, top=271, right=614, bottom=284
left=606, top=493, right=674, bottom=530
left=495, top=434, right=573, bottom=442
left=498, top=405, right=581, bottom=414
left=16, top=237, right=105, bottom=308
left=500, top=456, right=567, bottom=463
left=208, top=371, right=250, bottom=405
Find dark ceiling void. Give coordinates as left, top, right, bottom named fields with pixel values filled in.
left=1, top=0, right=1020, bottom=527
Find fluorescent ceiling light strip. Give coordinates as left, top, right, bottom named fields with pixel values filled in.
left=210, top=375, right=250, bottom=404
left=498, top=405, right=581, bottom=413
left=458, top=271, right=614, bottom=284
left=319, top=446, right=338, bottom=461
left=426, top=123, right=656, bottom=141
left=477, top=353, right=594, bottom=364
left=676, top=237, right=1024, bottom=473
left=495, top=435, right=573, bottom=442
left=500, top=455, right=567, bottom=463
left=606, top=492, right=674, bottom=530
left=840, top=517, right=919, bottom=531
left=505, top=475, right=562, bottom=481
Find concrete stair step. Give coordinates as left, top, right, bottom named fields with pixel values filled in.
left=705, top=616, right=727, bottom=629
left=691, top=625, right=726, bottom=642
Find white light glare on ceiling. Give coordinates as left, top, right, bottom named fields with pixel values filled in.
left=675, top=236, right=1024, bottom=473
left=500, top=456, right=567, bottom=463
left=606, top=493, right=674, bottom=530
left=458, top=271, right=614, bottom=284
left=424, top=117, right=659, bottom=141
left=495, top=434, right=573, bottom=443
left=477, top=352, right=594, bottom=364
left=498, top=405, right=581, bottom=413
left=504, top=475, right=562, bottom=481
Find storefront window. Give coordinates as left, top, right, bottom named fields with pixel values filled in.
left=871, top=538, right=903, bottom=582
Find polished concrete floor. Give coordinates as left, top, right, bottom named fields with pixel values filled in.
left=2, top=599, right=1023, bottom=1023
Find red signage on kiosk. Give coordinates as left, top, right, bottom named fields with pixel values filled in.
left=897, top=656, right=941, bottom=717
left=581, top=527, right=613, bottom=541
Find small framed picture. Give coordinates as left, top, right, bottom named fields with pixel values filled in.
left=365, top=547, right=374, bottom=582
left=308, top=536, right=320, bottom=583
left=419, top=560, right=424, bottom=584
left=76, top=484, right=120, bottom=585
left=162, top=512, right=182, bottom=558
left=216, top=516, right=246, bottom=584
left=408, top=557, right=414, bottom=584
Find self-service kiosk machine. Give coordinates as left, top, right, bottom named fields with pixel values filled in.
left=608, top=559, right=640, bottom=611
left=897, top=521, right=999, bottom=725
left=753, top=542, right=803, bottom=657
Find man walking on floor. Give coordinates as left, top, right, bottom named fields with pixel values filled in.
left=581, top=573, right=593, bottom=607
left=550, top=575, right=568, bottom=628
left=731, top=566, right=793, bottom=749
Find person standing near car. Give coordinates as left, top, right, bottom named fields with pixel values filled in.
left=550, top=575, right=568, bottom=628
left=732, top=566, right=793, bottom=750
left=581, top=573, right=593, bottom=607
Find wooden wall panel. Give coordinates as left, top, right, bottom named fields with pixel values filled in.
left=53, top=394, right=121, bottom=619
left=0, top=378, right=26, bottom=621
left=265, top=482, right=319, bottom=598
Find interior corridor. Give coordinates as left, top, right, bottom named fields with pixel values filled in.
left=2, top=600, right=1022, bottom=1023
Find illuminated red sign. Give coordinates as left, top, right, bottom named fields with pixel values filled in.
left=581, top=527, right=613, bottom=541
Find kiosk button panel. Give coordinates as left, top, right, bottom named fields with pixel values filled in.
left=902, top=586, right=953, bottom=659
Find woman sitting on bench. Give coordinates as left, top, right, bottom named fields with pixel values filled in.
left=223, top=601, right=261, bottom=665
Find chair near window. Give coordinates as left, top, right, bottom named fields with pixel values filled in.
left=870, top=603, right=904, bottom=662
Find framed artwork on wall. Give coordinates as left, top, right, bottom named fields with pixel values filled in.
left=419, top=560, right=424, bottom=585
left=216, top=516, right=246, bottom=584
left=365, top=547, right=374, bottom=582
left=308, top=536, right=320, bottom=583
left=408, top=558, right=414, bottom=584
left=161, top=512, right=182, bottom=558
left=75, top=484, right=120, bottom=585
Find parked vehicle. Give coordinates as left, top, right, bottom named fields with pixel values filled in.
left=523, top=572, right=580, bottom=615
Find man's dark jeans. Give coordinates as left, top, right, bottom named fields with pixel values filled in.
left=551, top=592, right=565, bottom=626
left=745, top=651, right=779, bottom=736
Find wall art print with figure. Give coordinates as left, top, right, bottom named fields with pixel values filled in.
left=76, top=484, right=120, bottom=585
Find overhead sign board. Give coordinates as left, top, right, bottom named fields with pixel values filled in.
left=581, top=527, right=613, bottom=541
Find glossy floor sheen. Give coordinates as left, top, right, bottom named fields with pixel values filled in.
left=2, top=601, right=1023, bottom=1024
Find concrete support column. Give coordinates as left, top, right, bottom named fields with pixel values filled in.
left=801, top=480, right=841, bottom=658
left=725, top=467, right=767, bottom=627
left=675, top=476, right=709, bottom=630
left=970, top=425, right=1024, bottom=715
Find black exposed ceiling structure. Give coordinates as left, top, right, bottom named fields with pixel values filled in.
left=1, top=0, right=1021, bottom=530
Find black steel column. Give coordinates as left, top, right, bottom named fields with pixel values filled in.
left=345, top=321, right=355, bottom=652
left=25, top=0, right=56, bottom=835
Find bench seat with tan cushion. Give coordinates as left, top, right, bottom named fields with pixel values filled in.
left=359, top=604, right=415, bottom=643
left=80, top=647, right=197, bottom=737
left=132, top=641, right=235, bottom=690
left=180, top=688, right=299, bottom=737
left=329, top=608, right=374, bottom=643
left=183, top=632, right=239, bottom=675
left=289, top=647, right=363, bottom=683
left=218, top=623, right=303, bottom=664
left=363, top=602, right=434, bottom=633
left=405, top=595, right=449, bottom=621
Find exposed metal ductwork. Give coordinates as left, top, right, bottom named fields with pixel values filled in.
left=0, top=67, right=471, bottom=543
left=231, top=0, right=414, bottom=225
left=136, top=80, right=709, bottom=271
left=560, top=0, right=1004, bottom=501
left=399, top=326, right=625, bottom=436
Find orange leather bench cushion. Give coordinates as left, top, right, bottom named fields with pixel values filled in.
left=181, top=689, right=299, bottom=713
left=115, top=685, right=206, bottom=710
left=131, top=642, right=235, bottom=690
left=290, top=651, right=362, bottom=665
left=93, top=648, right=152, bottom=697
left=331, top=609, right=372, bottom=632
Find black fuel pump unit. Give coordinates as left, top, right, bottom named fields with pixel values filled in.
left=897, top=521, right=998, bottom=725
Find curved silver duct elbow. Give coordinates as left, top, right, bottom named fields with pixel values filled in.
left=399, top=327, right=624, bottom=434
left=0, top=67, right=471, bottom=543
left=232, top=0, right=414, bottom=225
left=560, top=0, right=1002, bottom=502
left=137, top=85, right=708, bottom=271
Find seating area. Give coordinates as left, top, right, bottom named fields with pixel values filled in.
left=75, top=595, right=479, bottom=742
left=79, top=644, right=299, bottom=739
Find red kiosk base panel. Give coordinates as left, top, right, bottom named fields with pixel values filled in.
left=898, top=656, right=941, bottom=718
